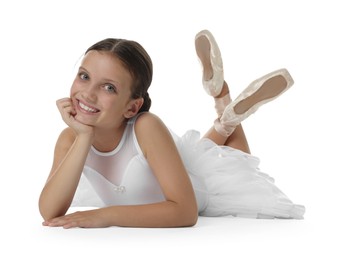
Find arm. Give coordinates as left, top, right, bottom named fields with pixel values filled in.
left=39, top=98, right=94, bottom=220
left=101, top=113, right=198, bottom=227
left=38, top=128, right=93, bottom=220
left=44, top=113, right=198, bottom=228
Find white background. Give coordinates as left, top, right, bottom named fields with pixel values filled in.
left=1, top=0, right=337, bottom=259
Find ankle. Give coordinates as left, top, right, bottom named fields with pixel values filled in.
left=215, top=81, right=230, bottom=98
left=213, top=81, right=231, bottom=118
left=214, top=118, right=234, bottom=137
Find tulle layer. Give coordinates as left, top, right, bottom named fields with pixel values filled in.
left=172, top=130, right=305, bottom=219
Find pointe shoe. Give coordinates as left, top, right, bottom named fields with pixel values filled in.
left=195, top=30, right=224, bottom=97
left=214, top=68, right=294, bottom=137
left=215, top=93, right=232, bottom=118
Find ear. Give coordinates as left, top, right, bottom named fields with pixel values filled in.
left=124, top=98, right=144, bottom=118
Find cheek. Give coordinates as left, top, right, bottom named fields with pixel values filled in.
left=69, top=81, right=79, bottom=97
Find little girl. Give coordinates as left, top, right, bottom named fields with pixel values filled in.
left=39, top=30, right=305, bottom=228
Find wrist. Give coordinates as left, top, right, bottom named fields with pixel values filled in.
left=76, top=131, right=94, bottom=145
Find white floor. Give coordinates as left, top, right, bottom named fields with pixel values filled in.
left=4, top=206, right=336, bottom=259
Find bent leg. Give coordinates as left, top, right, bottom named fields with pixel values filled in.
left=203, top=124, right=250, bottom=154
left=202, top=79, right=250, bottom=154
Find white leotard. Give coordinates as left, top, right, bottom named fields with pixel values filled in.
left=78, top=115, right=166, bottom=205
left=72, top=113, right=305, bottom=219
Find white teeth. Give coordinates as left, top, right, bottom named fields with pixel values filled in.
left=79, top=102, right=99, bottom=113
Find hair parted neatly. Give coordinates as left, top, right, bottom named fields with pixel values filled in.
left=85, top=38, right=153, bottom=113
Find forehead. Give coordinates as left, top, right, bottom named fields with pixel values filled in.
left=81, top=50, right=133, bottom=84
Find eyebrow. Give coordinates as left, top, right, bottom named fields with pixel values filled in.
left=78, top=66, right=89, bottom=73
left=78, top=66, right=121, bottom=87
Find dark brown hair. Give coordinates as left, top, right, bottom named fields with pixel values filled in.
left=85, top=38, right=152, bottom=113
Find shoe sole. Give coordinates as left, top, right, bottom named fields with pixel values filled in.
left=195, top=35, right=213, bottom=81
left=234, top=75, right=288, bottom=114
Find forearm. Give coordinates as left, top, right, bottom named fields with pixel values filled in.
left=39, top=135, right=92, bottom=220
left=97, top=200, right=198, bottom=228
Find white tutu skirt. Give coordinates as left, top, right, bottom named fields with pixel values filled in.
left=172, top=130, right=305, bottom=219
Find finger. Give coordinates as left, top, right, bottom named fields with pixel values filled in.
left=56, top=99, right=76, bottom=120
left=45, top=218, right=69, bottom=227
left=56, top=99, right=72, bottom=110
left=52, top=218, right=80, bottom=229
left=62, top=221, right=78, bottom=229
left=56, top=97, right=71, bottom=107
left=63, top=106, right=76, bottom=116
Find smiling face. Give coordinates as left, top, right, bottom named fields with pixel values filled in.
left=70, top=50, right=142, bottom=130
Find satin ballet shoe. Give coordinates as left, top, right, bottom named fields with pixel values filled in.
left=215, top=93, right=232, bottom=118
left=214, top=68, right=294, bottom=137
left=195, top=29, right=224, bottom=97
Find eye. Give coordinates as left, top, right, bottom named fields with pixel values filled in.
left=103, top=84, right=117, bottom=93
left=79, top=72, right=89, bottom=80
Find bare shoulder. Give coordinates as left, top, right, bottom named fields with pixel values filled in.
left=134, top=112, right=167, bottom=131
left=52, top=127, right=76, bottom=164
left=47, top=127, right=76, bottom=179
left=55, top=127, right=76, bottom=151
left=134, top=112, right=173, bottom=156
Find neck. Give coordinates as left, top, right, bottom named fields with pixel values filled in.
left=92, top=120, right=128, bottom=152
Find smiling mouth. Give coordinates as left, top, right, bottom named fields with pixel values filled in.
left=78, top=100, right=100, bottom=113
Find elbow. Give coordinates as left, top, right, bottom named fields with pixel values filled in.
left=38, top=197, right=67, bottom=221
left=38, top=201, right=54, bottom=221
left=177, top=203, right=199, bottom=228
left=38, top=196, right=50, bottom=221
left=185, top=209, right=199, bottom=227
left=180, top=197, right=199, bottom=227
left=184, top=214, right=198, bottom=227
left=165, top=200, right=198, bottom=228
left=39, top=206, right=66, bottom=221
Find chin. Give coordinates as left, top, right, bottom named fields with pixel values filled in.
left=74, top=114, right=95, bottom=126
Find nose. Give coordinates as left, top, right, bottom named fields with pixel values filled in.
left=81, top=84, right=98, bottom=103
